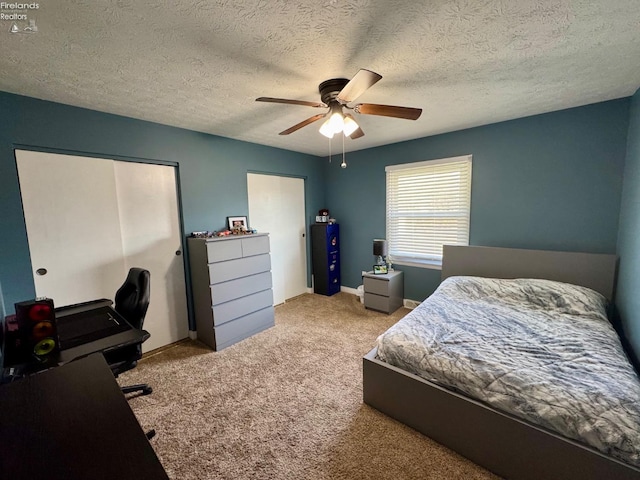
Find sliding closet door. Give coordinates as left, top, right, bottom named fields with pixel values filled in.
left=16, top=150, right=188, bottom=352
left=113, top=161, right=188, bottom=351
left=16, top=150, right=126, bottom=305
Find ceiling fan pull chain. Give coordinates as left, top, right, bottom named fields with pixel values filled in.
left=341, top=133, right=347, bottom=169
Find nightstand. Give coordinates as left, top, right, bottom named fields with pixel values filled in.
left=363, top=270, right=404, bottom=314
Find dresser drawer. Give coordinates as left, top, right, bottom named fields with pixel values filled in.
left=208, top=254, right=271, bottom=284
left=241, top=235, right=270, bottom=257
left=364, top=292, right=392, bottom=313
left=206, top=240, right=242, bottom=263
left=364, top=276, right=389, bottom=296
left=212, top=289, right=273, bottom=326
left=214, top=306, right=275, bottom=350
left=210, top=272, right=272, bottom=306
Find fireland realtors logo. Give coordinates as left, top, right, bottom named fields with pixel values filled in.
left=1, top=2, right=39, bottom=34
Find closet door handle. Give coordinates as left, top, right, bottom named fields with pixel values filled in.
left=36, top=268, right=48, bottom=276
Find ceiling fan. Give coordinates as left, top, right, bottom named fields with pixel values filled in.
left=256, top=69, right=422, bottom=139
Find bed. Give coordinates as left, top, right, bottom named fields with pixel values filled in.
left=363, top=245, right=640, bottom=480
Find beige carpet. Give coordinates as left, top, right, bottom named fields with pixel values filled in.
left=119, top=292, right=500, bottom=480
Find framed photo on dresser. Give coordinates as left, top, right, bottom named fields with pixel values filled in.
left=227, top=216, right=248, bottom=230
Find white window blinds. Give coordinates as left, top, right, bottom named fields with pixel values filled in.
left=386, top=155, right=472, bottom=268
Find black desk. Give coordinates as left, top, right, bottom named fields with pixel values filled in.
left=55, top=300, right=149, bottom=365
left=1, top=301, right=149, bottom=384
left=0, top=353, right=168, bottom=479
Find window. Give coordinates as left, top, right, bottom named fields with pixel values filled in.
left=386, top=155, right=472, bottom=269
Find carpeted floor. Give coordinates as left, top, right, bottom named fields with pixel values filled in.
left=119, top=292, right=499, bottom=480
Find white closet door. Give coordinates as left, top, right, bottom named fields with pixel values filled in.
left=16, top=150, right=126, bottom=306
left=247, top=173, right=307, bottom=304
left=113, top=162, right=188, bottom=352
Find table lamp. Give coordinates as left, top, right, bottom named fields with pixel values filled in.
left=373, top=239, right=388, bottom=266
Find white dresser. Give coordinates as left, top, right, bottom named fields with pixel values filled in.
left=187, top=234, right=274, bottom=350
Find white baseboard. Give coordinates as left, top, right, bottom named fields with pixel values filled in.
left=340, top=285, right=359, bottom=295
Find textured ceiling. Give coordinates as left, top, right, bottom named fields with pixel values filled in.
left=1, top=1, right=640, bottom=156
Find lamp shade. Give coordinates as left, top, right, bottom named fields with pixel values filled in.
left=328, top=111, right=344, bottom=134
left=373, top=238, right=388, bottom=256
left=342, top=115, right=359, bottom=136
left=319, top=119, right=335, bottom=138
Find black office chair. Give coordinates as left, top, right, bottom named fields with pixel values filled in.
left=103, top=267, right=153, bottom=397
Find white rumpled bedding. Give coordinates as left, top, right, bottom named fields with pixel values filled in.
left=375, top=276, right=640, bottom=467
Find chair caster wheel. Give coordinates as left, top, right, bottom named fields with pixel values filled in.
left=142, top=386, right=153, bottom=395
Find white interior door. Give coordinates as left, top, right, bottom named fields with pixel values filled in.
left=16, top=150, right=127, bottom=305
left=16, top=150, right=188, bottom=353
left=247, top=173, right=307, bottom=304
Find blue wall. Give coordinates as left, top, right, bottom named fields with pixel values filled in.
left=325, top=100, right=630, bottom=301
left=0, top=91, right=633, bottom=330
left=616, top=88, right=640, bottom=359
left=0, top=92, right=326, bottom=326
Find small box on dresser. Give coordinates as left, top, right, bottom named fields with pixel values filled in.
left=363, top=270, right=404, bottom=314
left=188, top=233, right=275, bottom=351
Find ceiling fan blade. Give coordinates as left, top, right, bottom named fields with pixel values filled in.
left=337, top=69, right=382, bottom=103
left=256, top=97, right=327, bottom=108
left=355, top=103, right=422, bottom=120
left=279, top=113, right=327, bottom=135
left=349, top=126, right=365, bottom=139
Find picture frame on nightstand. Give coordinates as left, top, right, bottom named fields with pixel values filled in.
left=373, top=264, right=388, bottom=275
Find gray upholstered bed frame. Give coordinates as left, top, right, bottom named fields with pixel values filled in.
left=362, top=245, right=639, bottom=480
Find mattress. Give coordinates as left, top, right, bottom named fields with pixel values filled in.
left=375, top=276, right=640, bottom=467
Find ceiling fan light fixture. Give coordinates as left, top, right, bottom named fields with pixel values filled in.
left=319, top=118, right=335, bottom=138
left=328, top=111, right=344, bottom=134
left=342, top=115, right=359, bottom=137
